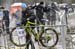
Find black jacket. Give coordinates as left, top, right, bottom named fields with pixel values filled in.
left=3, top=10, right=9, bottom=27
left=2, top=10, right=9, bottom=34
left=22, top=9, right=36, bottom=25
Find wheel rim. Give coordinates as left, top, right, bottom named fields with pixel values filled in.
left=40, top=28, right=58, bottom=48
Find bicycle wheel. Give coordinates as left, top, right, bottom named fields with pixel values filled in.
left=10, top=27, right=30, bottom=47
left=40, top=28, right=59, bottom=48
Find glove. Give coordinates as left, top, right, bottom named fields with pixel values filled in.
left=27, top=18, right=30, bottom=21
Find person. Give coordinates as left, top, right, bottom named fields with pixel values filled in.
left=31, top=2, right=45, bottom=32
left=0, top=6, right=9, bottom=34
left=45, top=2, right=59, bottom=25
left=27, top=2, right=45, bottom=24
left=9, top=3, right=35, bottom=49
left=44, top=3, right=51, bottom=25
left=21, top=3, right=36, bottom=49
left=32, top=1, right=45, bottom=24
left=50, top=2, right=59, bottom=25
left=0, top=6, right=4, bottom=35
left=3, top=10, right=9, bottom=34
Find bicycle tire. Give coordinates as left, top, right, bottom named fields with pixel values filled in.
left=39, top=28, right=59, bottom=48
left=9, top=27, right=30, bottom=47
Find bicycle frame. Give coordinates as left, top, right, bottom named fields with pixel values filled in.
left=23, top=20, right=44, bottom=41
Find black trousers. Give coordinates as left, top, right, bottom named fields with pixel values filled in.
left=25, top=33, right=35, bottom=49
left=3, top=21, right=9, bottom=34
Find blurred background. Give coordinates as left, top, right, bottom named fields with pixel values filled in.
left=0, top=0, right=75, bottom=9
left=0, top=0, right=75, bottom=49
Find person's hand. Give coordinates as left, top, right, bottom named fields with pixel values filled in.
left=27, top=18, right=30, bottom=20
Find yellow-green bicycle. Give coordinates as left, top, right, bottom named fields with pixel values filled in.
left=9, top=20, right=58, bottom=48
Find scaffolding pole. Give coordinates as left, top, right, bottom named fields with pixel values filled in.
left=60, top=10, right=67, bottom=49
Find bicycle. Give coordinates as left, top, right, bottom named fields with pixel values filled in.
left=9, top=20, right=59, bottom=48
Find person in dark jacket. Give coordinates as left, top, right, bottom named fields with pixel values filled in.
left=31, top=1, right=45, bottom=24
left=44, top=2, right=60, bottom=25
left=30, top=2, right=45, bottom=32
left=3, top=10, right=9, bottom=34
left=0, top=6, right=9, bottom=34
left=21, top=3, right=35, bottom=49
left=36, top=2, right=45, bottom=24
left=22, top=10, right=35, bottom=49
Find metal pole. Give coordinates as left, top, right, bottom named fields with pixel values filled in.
left=60, top=10, right=67, bottom=49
